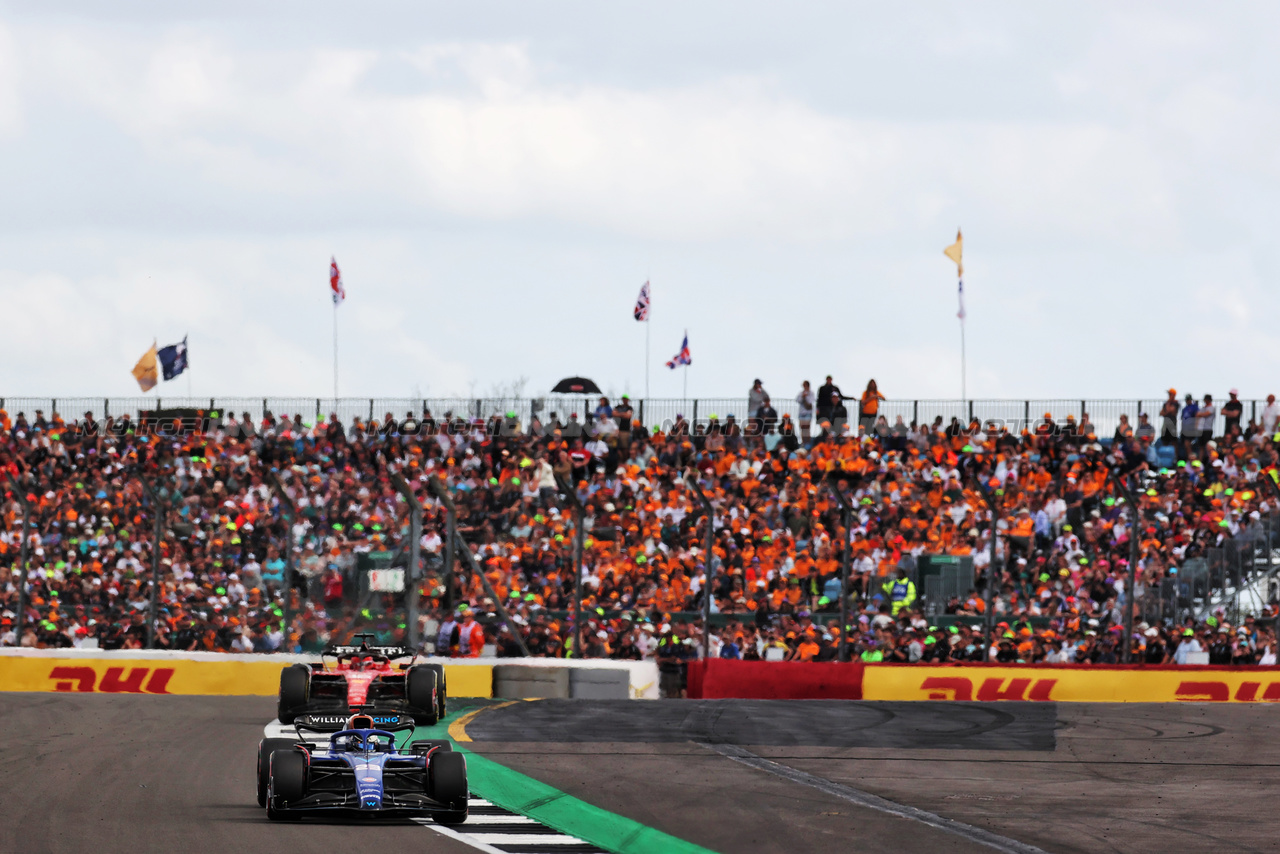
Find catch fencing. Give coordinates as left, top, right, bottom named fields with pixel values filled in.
left=0, top=396, right=1267, bottom=439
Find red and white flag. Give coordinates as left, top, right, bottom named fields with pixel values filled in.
left=330, top=257, right=346, bottom=305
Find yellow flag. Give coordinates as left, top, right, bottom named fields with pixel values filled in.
left=132, top=343, right=158, bottom=392
left=943, top=229, right=963, bottom=276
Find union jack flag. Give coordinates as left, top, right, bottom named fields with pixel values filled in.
left=330, top=257, right=346, bottom=305
left=633, top=281, right=650, bottom=321
left=666, top=333, right=690, bottom=369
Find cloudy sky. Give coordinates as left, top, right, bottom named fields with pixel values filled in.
left=0, top=2, right=1277, bottom=402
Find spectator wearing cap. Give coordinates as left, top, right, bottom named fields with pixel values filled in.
left=1173, top=628, right=1203, bottom=665
left=1223, top=389, right=1244, bottom=436
left=1180, top=394, right=1200, bottom=452
left=613, top=396, right=634, bottom=451
left=1197, top=394, right=1216, bottom=447
left=816, top=375, right=843, bottom=424
left=755, top=395, right=778, bottom=436
left=1159, top=388, right=1179, bottom=444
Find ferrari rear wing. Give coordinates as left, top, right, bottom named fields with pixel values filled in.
left=326, top=632, right=412, bottom=660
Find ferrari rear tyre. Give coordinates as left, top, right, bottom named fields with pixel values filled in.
left=420, top=662, right=447, bottom=719
left=406, top=666, right=439, bottom=726
left=277, top=664, right=310, bottom=724
left=257, top=738, right=299, bottom=807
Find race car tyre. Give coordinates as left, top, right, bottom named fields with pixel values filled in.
left=429, top=750, right=468, bottom=822
left=277, top=664, right=310, bottom=724
left=431, top=751, right=467, bottom=798
left=410, top=739, right=453, bottom=757
left=406, top=666, right=439, bottom=726
left=257, top=738, right=300, bottom=807
left=420, top=662, right=447, bottom=719
left=434, top=805, right=468, bottom=826
left=270, top=748, right=308, bottom=804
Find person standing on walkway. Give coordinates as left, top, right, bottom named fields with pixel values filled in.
left=859, top=380, right=885, bottom=436
left=816, top=375, right=843, bottom=424
left=796, top=381, right=815, bottom=444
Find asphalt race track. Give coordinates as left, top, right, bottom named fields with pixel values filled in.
left=0, top=693, right=1275, bottom=854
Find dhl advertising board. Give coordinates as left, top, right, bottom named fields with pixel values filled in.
left=863, top=664, right=1280, bottom=703
left=0, top=655, right=495, bottom=698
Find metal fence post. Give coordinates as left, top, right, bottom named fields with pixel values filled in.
left=825, top=472, right=858, bottom=663
left=139, top=479, right=166, bottom=650
left=687, top=474, right=716, bottom=659
left=972, top=477, right=1001, bottom=658
left=1107, top=469, right=1140, bottom=663
left=556, top=476, right=586, bottom=659
left=269, top=473, right=297, bottom=652
left=390, top=473, right=423, bottom=649
left=428, top=476, right=527, bottom=655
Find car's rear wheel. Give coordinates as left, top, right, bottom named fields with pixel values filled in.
left=430, top=751, right=468, bottom=824
left=406, top=666, right=439, bottom=725
left=277, top=665, right=310, bottom=724
left=420, top=662, right=447, bottom=719
left=257, top=738, right=299, bottom=807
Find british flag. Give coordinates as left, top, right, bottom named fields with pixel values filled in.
left=330, top=257, right=346, bottom=305
left=666, top=333, right=690, bottom=369
left=633, top=281, right=650, bottom=321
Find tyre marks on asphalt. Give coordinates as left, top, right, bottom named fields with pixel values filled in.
left=700, top=742, right=1050, bottom=854
left=465, top=699, right=1056, bottom=750
left=417, top=797, right=610, bottom=854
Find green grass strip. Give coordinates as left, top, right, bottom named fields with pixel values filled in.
left=407, top=703, right=719, bottom=854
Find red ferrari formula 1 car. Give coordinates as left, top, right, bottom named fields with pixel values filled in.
left=277, top=634, right=447, bottom=728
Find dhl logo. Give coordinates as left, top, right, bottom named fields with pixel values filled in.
left=918, top=675, right=1280, bottom=702
left=1174, top=681, right=1280, bottom=702
left=48, top=665, right=174, bottom=694
left=921, top=676, right=1058, bottom=701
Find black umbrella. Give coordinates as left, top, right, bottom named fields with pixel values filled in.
left=551, top=376, right=602, bottom=394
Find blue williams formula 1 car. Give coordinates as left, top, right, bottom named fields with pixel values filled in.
left=257, top=714, right=468, bottom=824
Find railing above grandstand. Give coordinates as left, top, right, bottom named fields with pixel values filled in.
left=0, top=395, right=1263, bottom=440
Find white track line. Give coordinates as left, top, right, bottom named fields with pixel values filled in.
left=459, top=814, right=542, bottom=825
left=416, top=820, right=508, bottom=854
left=416, top=797, right=608, bottom=854
left=700, top=742, right=1050, bottom=854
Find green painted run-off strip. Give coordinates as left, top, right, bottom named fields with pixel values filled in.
left=410, top=705, right=718, bottom=854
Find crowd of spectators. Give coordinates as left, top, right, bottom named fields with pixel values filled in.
left=2, top=380, right=1279, bottom=688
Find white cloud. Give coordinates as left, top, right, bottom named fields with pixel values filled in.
left=0, top=6, right=1278, bottom=401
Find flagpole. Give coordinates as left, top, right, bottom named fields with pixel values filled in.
left=682, top=328, right=688, bottom=400
left=944, top=229, right=966, bottom=421
left=960, top=303, right=967, bottom=414
left=333, top=301, right=338, bottom=400
left=645, top=315, right=650, bottom=403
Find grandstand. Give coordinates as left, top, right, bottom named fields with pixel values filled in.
left=2, top=389, right=1277, bottom=679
